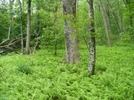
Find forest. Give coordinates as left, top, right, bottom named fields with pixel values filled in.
left=0, top=0, right=134, bottom=99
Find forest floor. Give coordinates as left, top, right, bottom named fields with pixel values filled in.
left=0, top=43, right=134, bottom=100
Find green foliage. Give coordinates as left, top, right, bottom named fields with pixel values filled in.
left=0, top=45, right=134, bottom=100
left=77, top=1, right=89, bottom=43
left=0, top=11, right=10, bottom=42
left=38, top=9, right=64, bottom=49
left=17, top=64, right=32, bottom=75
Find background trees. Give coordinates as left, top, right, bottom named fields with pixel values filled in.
left=0, top=0, right=133, bottom=52
left=0, top=0, right=133, bottom=63
left=98, top=0, right=111, bottom=46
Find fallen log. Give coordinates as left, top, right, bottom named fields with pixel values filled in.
left=0, top=38, right=26, bottom=54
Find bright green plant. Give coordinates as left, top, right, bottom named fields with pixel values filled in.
left=17, top=64, right=32, bottom=75
left=0, top=43, right=134, bottom=100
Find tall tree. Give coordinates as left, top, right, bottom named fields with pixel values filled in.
left=26, top=0, right=31, bottom=54
left=88, top=0, right=96, bottom=75
left=8, top=0, right=14, bottom=40
left=18, top=0, right=24, bottom=53
left=106, top=0, right=122, bottom=34
left=62, top=0, right=80, bottom=64
left=98, top=0, right=111, bottom=46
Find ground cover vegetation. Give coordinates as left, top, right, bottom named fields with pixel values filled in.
left=0, top=44, right=134, bottom=100
left=0, top=0, right=134, bottom=99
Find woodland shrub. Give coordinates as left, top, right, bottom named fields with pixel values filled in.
left=17, top=64, right=32, bottom=75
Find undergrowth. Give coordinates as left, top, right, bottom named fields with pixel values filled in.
left=0, top=45, right=134, bottom=100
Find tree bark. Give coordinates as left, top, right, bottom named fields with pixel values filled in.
left=98, top=0, right=111, bottom=46
left=8, top=0, right=14, bottom=41
left=18, top=0, right=24, bottom=53
left=62, top=0, right=80, bottom=64
left=88, top=0, right=96, bottom=75
left=26, top=0, right=31, bottom=54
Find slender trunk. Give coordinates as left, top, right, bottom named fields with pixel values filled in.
left=116, top=0, right=123, bottom=38
left=106, top=0, right=122, bottom=34
left=98, top=0, right=111, bottom=46
left=54, top=6, right=58, bottom=56
left=18, top=0, right=24, bottom=53
left=88, top=0, right=96, bottom=75
left=26, top=0, right=31, bottom=54
left=8, top=19, right=12, bottom=40
left=105, top=3, right=111, bottom=34
left=8, top=0, right=14, bottom=40
left=33, top=2, right=41, bottom=52
left=62, top=0, right=80, bottom=64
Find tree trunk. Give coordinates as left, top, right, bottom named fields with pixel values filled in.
left=105, top=3, right=111, bottom=35
left=33, top=1, right=40, bottom=52
left=88, top=0, right=96, bottom=75
left=62, top=0, right=80, bottom=64
left=18, top=0, right=24, bottom=53
left=54, top=3, right=58, bottom=56
left=106, top=0, right=122, bottom=34
left=26, top=0, right=31, bottom=54
left=8, top=0, right=14, bottom=40
left=98, top=0, right=111, bottom=46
